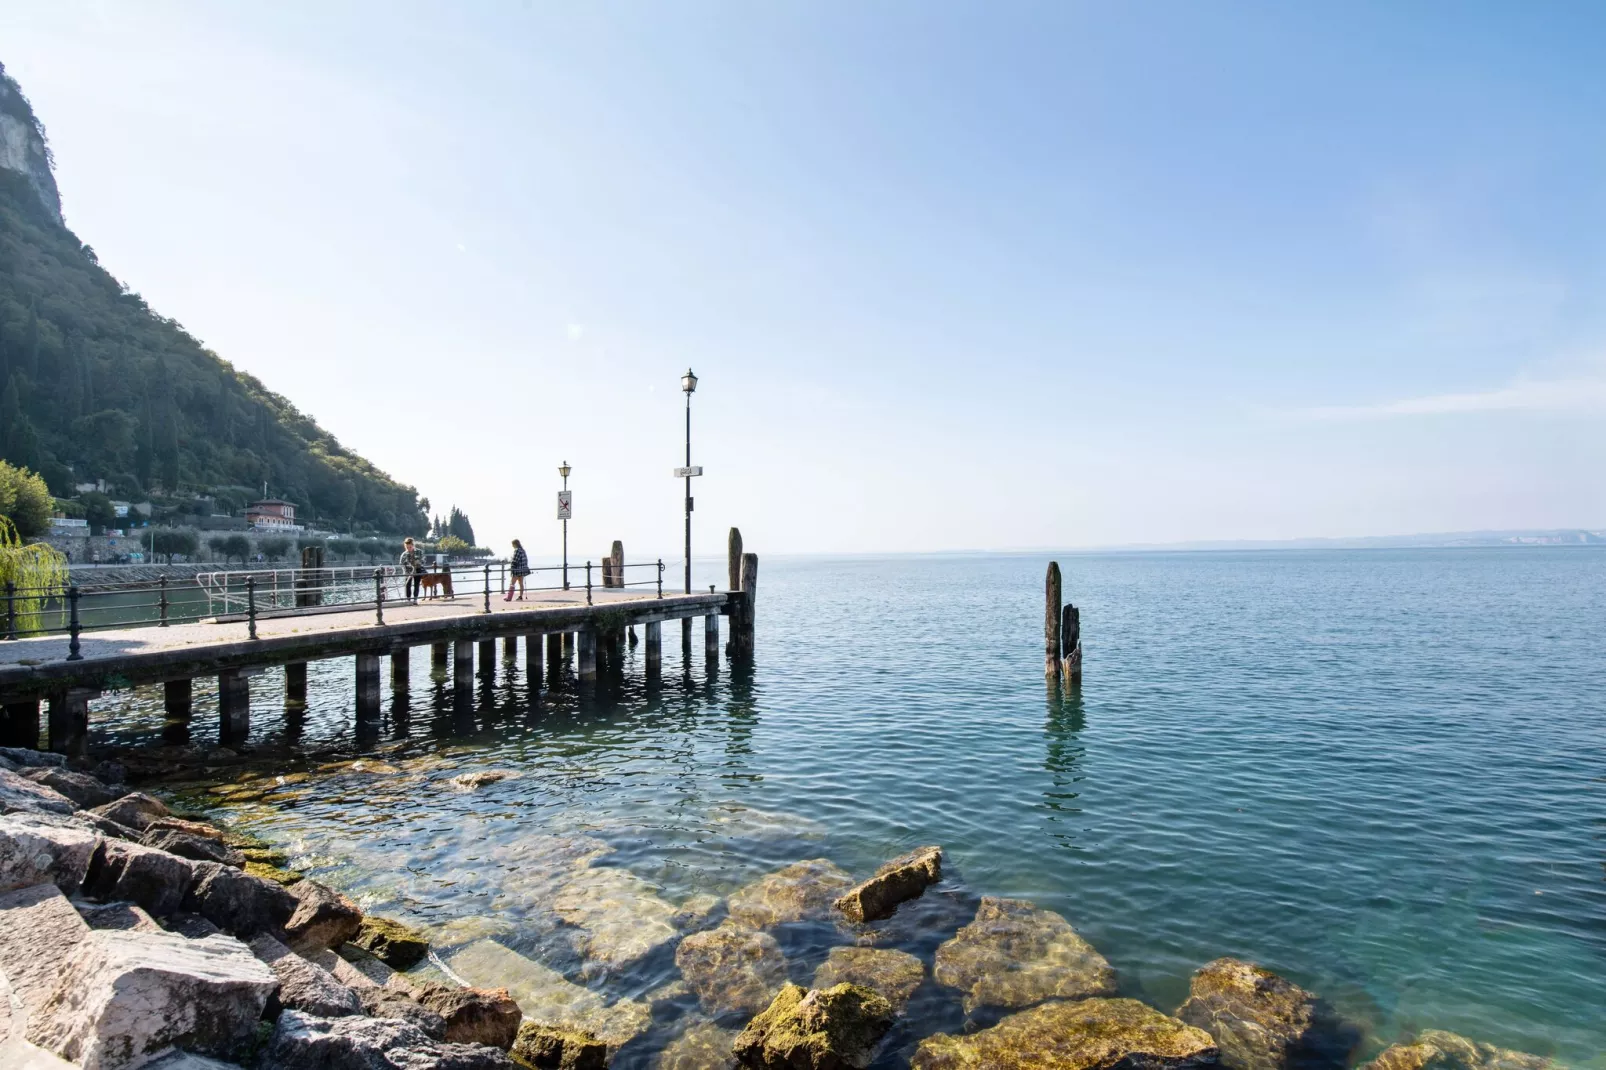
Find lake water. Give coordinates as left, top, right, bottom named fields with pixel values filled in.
left=88, top=549, right=1606, bottom=1066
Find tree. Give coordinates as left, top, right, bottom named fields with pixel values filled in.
left=150, top=528, right=199, bottom=563
left=0, top=460, right=53, bottom=537
left=259, top=536, right=291, bottom=561
left=446, top=506, right=475, bottom=546
left=221, top=533, right=251, bottom=564
left=80, top=491, right=117, bottom=534
left=436, top=535, right=469, bottom=558
left=328, top=537, right=359, bottom=561
left=207, top=535, right=230, bottom=561
left=0, top=516, right=67, bottom=635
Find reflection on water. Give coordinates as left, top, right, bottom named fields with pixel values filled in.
left=82, top=549, right=1606, bottom=1067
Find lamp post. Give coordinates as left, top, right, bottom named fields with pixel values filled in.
left=681, top=368, right=698, bottom=594
left=558, top=461, right=572, bottom=590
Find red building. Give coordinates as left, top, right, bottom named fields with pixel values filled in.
left=244, top=498, right=300, bottom=532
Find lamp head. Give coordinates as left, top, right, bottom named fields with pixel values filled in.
left=558, top=461, right=571, bottom=480
left=681, top=368, right=698, bottom=394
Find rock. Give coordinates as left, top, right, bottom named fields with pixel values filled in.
left=658, top=1022, right=740, bottom=1070
left=1363, top=1030, right=1555, bottom=1070
left=240, top=845, right=292, bottom=866
left=145, top=816, right=227, bottom=841
left=323, top=944, right=419, bottom=994
left=1176, top=958, right=1350, bottom=1070
left=182, top=860, right=299, bottom=936
left=86, top=792, right=171, bottom=832
left=672, top=893, right=726, bottom=933
left=357, top=988, right=448, bottom=1040
left=727, top=859, right=854, bottom=929
left=250, top=933, right=364, bottom=1018
left=75, top=900, right=162, bottom=932
left=71, top=812, right=142, bottom=842
left=261, top=1009, right=515, bottom=1070
left=22, top=768, right=115, bottom=809
left=551, top=865, right=679, bottom=967
left=26, top=929, right=278, bottom=1068
left=414, top=983, right=524, bottom=1049
left=449, top=771, right=517, bottom=791
left=445, top=939, right=650, bottom=1052
left=0, top=812, right=98, bottom=893
left=812, top=947, right=925, bottom=1015
left=833, top=846, right=942, bottom=924
left=83, top=839, right=197, bottom=917
left=246, top=860, right=306, bottom=886
left=510, top=1020, right=607, bottom=1070
left=353, top=914, right=431, bottom=968
left=931, top=896, right=1116, bottom=1014
left=0, top=748, right=65, bottom=768
left=674, top=923, right=790, bottom=1017
left=84, top=760, right=126, bottom=787
left=0, top=769, right=76, bottom=816
left=732, top=982, right=894, bottom=1070
left=284, top=879, right=363, bottom=954
left=141, top=828, right=246, bottom=867
left=911, top=998, right=1219, bottom=1070
left=0, top=884, right=92, bottom=1027
left=142, top=1053, right=246, bottom=1070
left=166, top=912, right=223, bottom=939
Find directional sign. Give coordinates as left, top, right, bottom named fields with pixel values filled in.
left=556, top=490, right=572, bottom=520
left=673, top=466, right=704, bottom=478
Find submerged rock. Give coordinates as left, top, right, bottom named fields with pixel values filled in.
left=245, top=860, right=306, bottom=887
left=671, top=893, right=726, bottom=933
left=0, top=812, right=97, bottom=894
left=261, top=1009, right=514, bottom=1070
left=510, top=1020, right=608, bottom=1070
left=445, top=939, right=650, bottom=1052
left=733, top=983, right=894, bottom=1070
left=833, top=846, right=943, bottom=924
left=812, top=946, right=925, bottom=1015
left=911, top=997, right=1219, bottom=1070
left=1176, top=957, right=1350, bottom=1070
left=0, top=768, right=76, bottom=816
left=727, top=859, right=854, bottom=929
left=414, top=983, right=523, bottom=1049
left=551, top=865, right=679, bottom=967
left=658, top=1021, right=740, bottom=1070
left=675, top=923, right=791, bottom=1017
left=1363, top=1030, right=1555, bottom=1070
left=353, top=914, right=431, bottom=968
left=931, top=896, right=1116, bottom=1014
left=0, top=747, right=65, bottom=768
left=22, top=767, right=115, bottom=809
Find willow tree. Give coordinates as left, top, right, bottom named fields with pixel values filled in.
left=0, top=517, right=68, bottom=635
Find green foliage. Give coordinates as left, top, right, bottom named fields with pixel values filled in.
left=78, top=491, right=116, bottom=534
left=431, top=507, right=476, bottom=545
left=258, top=536, right=291, bottom=561
left=327, top=536, right=360, bottom=561
left=0, top=459, right=51, bottom=537
left=149, top=527, right=199, bottom=563
left=0, top=68, right=427, bottom=535
left=435, top=535, right=469, bottom=556
left=207, top=533, right=251, bottom=564
left=0, top=515, right=66, bottom=634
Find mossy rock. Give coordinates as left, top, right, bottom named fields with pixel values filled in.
left=510, top=1020, right=607, bottom=1069
left=727, top=859, right=854, bottom=928
left=912, top=998, right=1219, bottom=1070
left=1364, top=1030, right=1555, bottom=1070
left=1176, top=957, right=1354, bottom=1070
left=812, top=946, right=925, bottom=1016
left=733, top=982, right=894, bottom=1070
left=239, top=846, right=291, bottom=868
left=244, top=860, right=305, bottom=887
left=353, top=914, right=430, bottom=969
left=674, top=923, right=790, bottom=1016
left=932, top=896, right=1116, bottom=1014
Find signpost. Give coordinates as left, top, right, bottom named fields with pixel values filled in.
left=557, top=462, right=572, bottom=590
left=556, top=490, right=572, bottom=520
left=673, top=467, right=703, bottom=479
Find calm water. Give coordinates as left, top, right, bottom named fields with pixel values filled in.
left=90, top=549, right=1606, bottom=1066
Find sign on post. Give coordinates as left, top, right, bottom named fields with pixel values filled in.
left=673, top=466, right=704, bottom=478
left=556, top=490, right=572, bottom=520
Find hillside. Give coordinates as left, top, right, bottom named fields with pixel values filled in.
left=0, top=62, right=425, bottom=536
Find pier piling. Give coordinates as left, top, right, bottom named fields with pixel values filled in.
left=478, top=639, right=496, bottom=680
left=431, top=642, right=449, bottom=675
left=503, top=636, right=519, bottom=662
left=391, top=647, right=410, bottom=690
left=355, top=654, right=381, bottom=716
left=1045, top=562, right=1062, bottom=680
left=285, top=662, right=308, bottom=708
left=453, top=640, right=473, bottom=694
left=525, top=633, right=542, bottom=693
left=732, top=553, right=758, bottom=661
left=163, top=680, right=192, bottom=743
left=1, top=699, right=39, bottom=748
left=645, top=621, right=661, bottom=680
left=705, top=614, right=719, bottom=667
left=218, top=670, right=250, bottom=744
left=578, top=631, right=597, bottom=682
left=47, top=690, right=93, bottom=757
left=546, top=633, right=563, bottom=678
left=1061, top=603, right=1082, bottom=681
left=728, top=528, right=743, bottom=592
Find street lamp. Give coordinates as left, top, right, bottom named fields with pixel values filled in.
left=681, top=369, right=697, bottom=595
left=558, top=461, right=572, bottom=590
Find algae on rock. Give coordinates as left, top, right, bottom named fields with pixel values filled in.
left=732, top=982, right=894, bottom=1070
left=674, top=923, right=791, bottom=1016
left=911, top=997, right=1219, bottom=1070
left=931, top=896, right=1116, bottom=1014
left=1363, top=1030, right=1555, bottom=1070
left=812, top=946, right=925, bottom=1015
left=1176, top=957, right=1352, bottom=1070
left=727, top=858, right=854, bottom=928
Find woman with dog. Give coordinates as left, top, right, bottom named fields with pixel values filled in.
left=399, top=537, right=425, bottom=601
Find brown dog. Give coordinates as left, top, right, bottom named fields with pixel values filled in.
left=418, top=572, right=455, bottom=599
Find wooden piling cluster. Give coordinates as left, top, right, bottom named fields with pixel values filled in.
left=1044, top=561, right=1082, bottom=682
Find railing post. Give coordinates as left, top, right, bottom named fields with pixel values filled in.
left=246, top=577, right=258, bottom=641
left=374, top=568, right=385, bottom=626
left=4, top=581, right=15, bottom=640
left=66, top=585, right=82, bottom=660
left=158, top=576, right=169, bottom=627
left=585, top=562, right=593, bottom=606
left=657, top=560, right=664, bottom=599
left=483, top=564, right=492, bottom=613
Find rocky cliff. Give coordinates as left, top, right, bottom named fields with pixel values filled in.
left=0, top=64, right=62, bottom=226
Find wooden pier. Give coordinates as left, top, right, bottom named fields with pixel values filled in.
left=0, top=537, right=759, bottom=757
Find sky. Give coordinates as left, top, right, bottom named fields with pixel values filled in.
left=4, top=1, right=1604, bottom=557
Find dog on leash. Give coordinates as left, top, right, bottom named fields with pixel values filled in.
left=418, top=572, right=455, bottom=599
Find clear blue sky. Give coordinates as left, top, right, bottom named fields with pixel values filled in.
left=7, top=2, right=1603, bottom=554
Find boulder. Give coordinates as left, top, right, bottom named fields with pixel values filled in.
left=658, top=1022, right=739, bottom=1070
left=246, top=861, right=307, bottom=887
left=1363, top=1030, right=1555, bottom=1070
left=284, top=879, right=363, bottom=954
left=72, top=812, right=142, bottom=842
left=142, top=1053, right=246, bottom=1070
left=0, top=747, right=65, bottom=768
left=352, top=914, right=431, bottom=968
left=26, top=929, right=277, bottom=1069
left=144, top=816, right=227, bottom=841
left=75, top=901, right=163, bottom=932
left=932, top=896, right=1116, bottom=1014
left=357, top=987, right=448, bottom=1040
left=550, top=865, right=679, bottom=967
left=182, top=860, right=298, bottom=936
left=911, top=998, right=1219, bottom=1070
left=733, top=983, right=894, bottom=1070
left=86, top=792, right=170, bottom=832
left=261, top=1009, right=515, bottom=1070
left=444, top=939, right=650, bottom=1052
left=22, top=768, right=115, bottom=810
left=671, top=893, right=726, bottom=933
left=675, top=923, right=791, bottom=1016
left=140, top=828, right=246, bottom=867
left=1176, top=957, right=1350, bottom=1070
left=315, top=944, right=418, bottom=995
left=812, top=946, right=925, bottom=1015
left=0, top=812, right=98, bottom=893
left=0, top=883, right=92, bottom=1027
left=167, top=912, right=223, bottom=939
left=414, top=983, right=523, bottom=1049
left=82, top=760, right=127, bottom=787
left=833, top=846, right=943, bottom=924
left=82, top=839, right=197, bottom=917
left=510, top=1020, right=607, bottom=1069
left=0, top=768, right=76, bottom=816
left=727, top=859, right=854, bottom=929
left=249, top=933, right=363, bottom=1018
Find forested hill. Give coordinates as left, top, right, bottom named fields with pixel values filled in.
left=0, top=62, right=426, bottom=536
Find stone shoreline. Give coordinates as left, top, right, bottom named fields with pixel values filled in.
left=1, top=746, right=1565, bottom=1070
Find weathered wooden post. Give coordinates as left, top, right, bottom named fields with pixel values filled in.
left=607, top=541, right=624, bottom=588
left=296, top=545, right=325, bottom=607
left=453, top=639, right=473, bottom=695
left=728, top=528, right=742, bottom=591
left=645, top=621, right=662, bottom=681
left=525, top=633, right=543, bottom=694
left=355, top=654, right=382, bottom=718
left=391, top=646, right=410, bottom=690
left=732, top=553, right=758, bottom=661
left=218, top=670, right=250, bottom=744
left=1, top=700, right=40, bottom=748
left=285, top=662, right=308, bottom=707
left=1045, top=562, right=1062, bottom=680
left=1061, top=603, right=1083, bottom=681
left=578, top=630, right=597, bottom=682
left=47, top=689, right=93, bottom=757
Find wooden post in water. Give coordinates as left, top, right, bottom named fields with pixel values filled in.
left=391, top=646, right=410, bottom=690
left=732, top=553, right=758, bottom=661
left=503, top=635, right=519, bottom=661
left=645, top=621, right=661, bottom=681
left=704, top=614, right=720, bottom=670
left=546, top=633, right=564, bottom=677
left=1061, top=602, right=1082, bottom=681
left=296, top=545, right=325, bottom=607
left=285, top=662, right=308, bottom=707
left=163, top=680, right=192, bottom=744
left=218, top=671, right=250, bottom=745
left=1045, top=562, right=1062, bottom=680
left=47, top=690, right=93, bottom=757
left=1, top=700, right=40, bottom=748
left=607, top=541, right=624, bottom=588
left=355, top=654, right=382, bottom=718
left=728, top=528, right=743, bottom=591
left=453, top=640, right=473, bottom=695
left=577, top=631, right=597, bottom=682
left=478, top=639, right=496, bottom=680
left=525, top=633, right=543, bottom=694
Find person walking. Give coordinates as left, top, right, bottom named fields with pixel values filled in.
left=506, top=538, right=530, bottom=601
left=399, top=537, right=425, bottom=601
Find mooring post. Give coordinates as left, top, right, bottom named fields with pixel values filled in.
left=374, top=569, right=386, bottom=625
left=158, top=576, right=169, bottom=627
left=525, top=633, right=543, bottom=694
left=284, top=662, right=308, bottom=707
left=478, top=638, right=496, bottom=680
left=577, top=630, right=597, bottom=682
left=246, top=578, right=258, bottom=641
left=732, top=552, right=759, bottom=661
left=1061, top=602, right=1083, bottom=681
left=355, top=653, right=382, bottom=719
left=391, top=646, right=411, bottom=690
left=657, top=559, right=664, bottom=598
left=482, top=565, right=492, bottom=613
left=728, top=527, right=743, bottom=592
left=66, top=585, right=82, bottom=661
left=218, top=670, right=250, bottom=745
left=645, top=620, right=662, bottom=681
left=453, top=639, right=474, bottom=694
left=1, top=700, right=41, bottom=748
left=1045, top=561, right=1062, bottom=680
left=704, top=613, right=719, bottom=668
left=163, top=679, right=193, bottom=744
left=47, top=689, right=93, bottom=757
